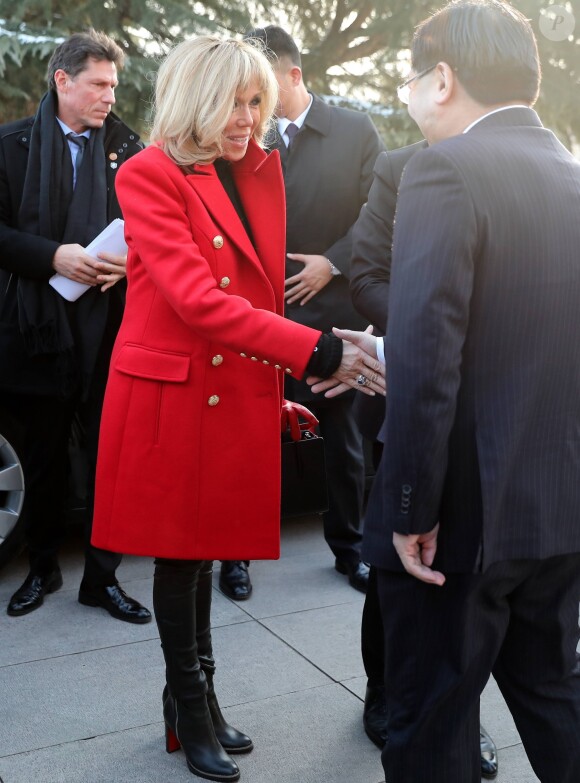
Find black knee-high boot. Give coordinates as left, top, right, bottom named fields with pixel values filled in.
left=196, top=561, right=253, bottom=754
left=153, top=558, right=240, bottom=782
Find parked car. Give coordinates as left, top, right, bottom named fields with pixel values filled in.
left=0, top=411, right=90, bottom=572
left=0, top=419, right=25, bottom=570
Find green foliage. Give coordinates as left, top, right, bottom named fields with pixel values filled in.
left=248, top=0, right=580, bottom=150
left=1, top=0, right=579, bottom=149
left=0, top=0, right=253, bottom=130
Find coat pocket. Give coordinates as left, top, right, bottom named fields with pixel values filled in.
left=114, top=344, right=191, bottom=447
left=114, top=343, right=190, bottom=382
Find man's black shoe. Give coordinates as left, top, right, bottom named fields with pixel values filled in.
left=480, top=724, right=498, bottom=779
left=335, top=559, right=370, bottom=593
left=219, top=561, right=252, bottom=600
left=78, top=583, right=152, bottom=624
left=363, top=684, right=388, bottom=748
left=7, top=569, right=63, bottom=616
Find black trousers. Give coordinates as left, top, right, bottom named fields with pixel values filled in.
left=0, top=386, right=121, bottom=585
left=361, top=442, right=385, bottom=685
left=361, top=566, right=384, bottom=685
left=304, top=396, right=365, bottom=563
left=376, top=554, right=580, bottom=783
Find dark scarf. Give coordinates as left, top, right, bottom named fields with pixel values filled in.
left=17, top=91, right=109, bottom=398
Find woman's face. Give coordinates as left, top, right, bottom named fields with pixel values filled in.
left=222, top=79, right=262, bottom=162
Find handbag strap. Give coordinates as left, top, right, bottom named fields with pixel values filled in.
left=281, top=400, right=319, bottom=442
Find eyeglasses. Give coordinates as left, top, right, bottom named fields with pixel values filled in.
left=397, top=65, right=437, bottom=104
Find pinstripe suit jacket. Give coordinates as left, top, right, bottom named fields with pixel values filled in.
left=362, top=107, right=580, bottom=573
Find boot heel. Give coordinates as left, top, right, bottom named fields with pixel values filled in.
left=165, top=723, right=181, bottom=753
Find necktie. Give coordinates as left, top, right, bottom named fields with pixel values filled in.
left=67, top=134, right=88, bottom=186
left=286, top=122, right=299, bottom=149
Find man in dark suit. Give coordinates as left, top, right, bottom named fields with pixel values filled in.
left=219, top=25, right=385, bottom=600
left=350, top=143, right=498, bottom=778
left=313, top=0, right=580, bottom=780
left=0, top=31, right=151, bottom=623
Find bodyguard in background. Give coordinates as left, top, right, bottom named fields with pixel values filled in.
left=0, top=31, right=150, bottom=623
left=221, top=25, right=385, bottom=600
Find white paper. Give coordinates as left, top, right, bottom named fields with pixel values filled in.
left=48, top=218, right=127, bottom=302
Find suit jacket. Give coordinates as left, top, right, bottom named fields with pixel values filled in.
left=92, top=142, right=321, bottom=561
left=0, top=112, right=142, bottom=395
left=270, top=94, right=384, bottom=401
left=350, top=141, right=426, bottom=440
left=351, top=141, right=428, bottom=334
left=362, top=107, right=580, bottom=573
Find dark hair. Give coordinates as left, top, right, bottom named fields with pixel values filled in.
left=47, top=29, right=125, bottom=90
left=244, top=26, right=301, bottom=68
left=412, top=0, right=540, bottom=105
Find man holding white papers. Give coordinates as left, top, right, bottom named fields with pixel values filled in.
left=0, top=30, right=151, bottom=623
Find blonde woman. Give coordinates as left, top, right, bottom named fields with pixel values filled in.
left=91, top=36, right=384, bottom=781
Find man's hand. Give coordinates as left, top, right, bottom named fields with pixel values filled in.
left=95, top=251, right=127, bottom=292
left=52, top=244, right=100, bottom=286
left=284, top=253, right=333, bottom=306
left=392, top=525, right=446, bottom=586
left=307, top=326, right=386, bottom=397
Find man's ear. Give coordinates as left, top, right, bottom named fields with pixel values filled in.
left=54, top=69, right=70, bottom=92
left=434, top=62, right=457, bottom=105
left=289, top=66, right=303, bottom=87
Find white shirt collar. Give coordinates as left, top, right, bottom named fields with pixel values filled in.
left=278, top=94, right=313, bottom=145
left=462, top=105, right=529, bottom=134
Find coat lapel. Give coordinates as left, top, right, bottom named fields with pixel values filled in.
left=232, top=145, right=286, bottom=314
left=186, top=141, right=286, bottom=315
left=185, top=167, right=259, bottom=273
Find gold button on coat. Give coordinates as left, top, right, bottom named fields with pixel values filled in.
left=208, top=395, right=220, bottom=406
left=240, top=353, right=247, bottom=358
left=213, top=235, right=224, bottom=249
left=219, top=277, right=230, bottom=288
left=285, top=368, right=292, bottom=374
left=211, top=355, right=223, bottom=366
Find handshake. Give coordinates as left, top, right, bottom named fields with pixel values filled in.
left=307, top=326, right=386, bottom=398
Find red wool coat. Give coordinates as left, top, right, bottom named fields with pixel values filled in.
left=91, top=141, right=321, bottom=560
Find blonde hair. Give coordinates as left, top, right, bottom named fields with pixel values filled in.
left=151, top=36, right=278, bottom=167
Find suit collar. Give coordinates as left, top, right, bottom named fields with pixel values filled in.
left=278, top=93, right=313, bottom=137
left=270, top=93, right=331, bottom=144
left=3, top=111, right=139, bottom=151
left=302, top=93, right=331, bottom=137
left=466, top=106, right=543, bottom=133
left=268, top=93, right=330, bottom=164
left=103, top=112, right=140, bottom=147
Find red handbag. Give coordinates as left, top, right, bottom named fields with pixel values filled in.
left=280, top=401, right=329, bottom=518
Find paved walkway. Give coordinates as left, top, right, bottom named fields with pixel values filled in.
left=0, top=515, right=539, bottom=783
